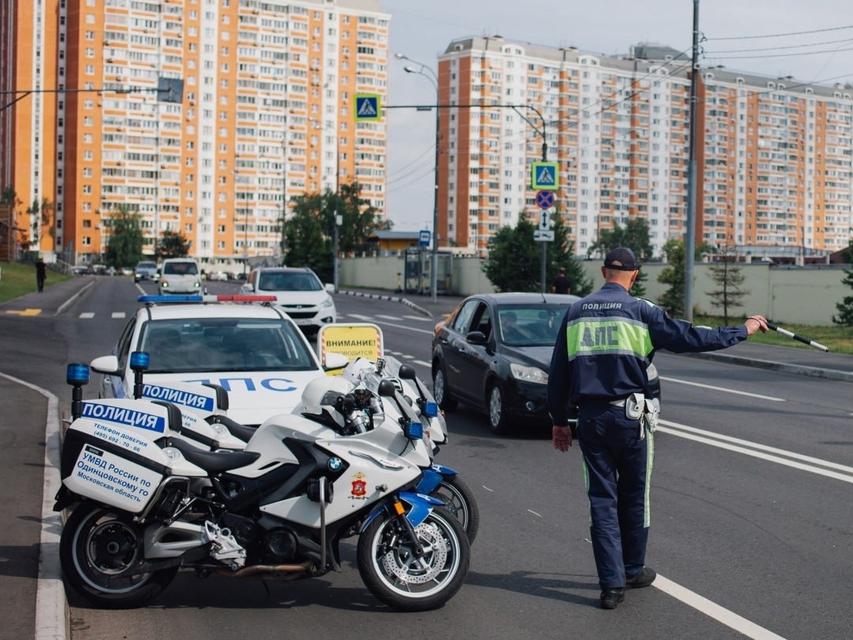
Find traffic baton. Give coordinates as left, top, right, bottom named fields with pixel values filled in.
left=766, top=323, right=829, bottom=352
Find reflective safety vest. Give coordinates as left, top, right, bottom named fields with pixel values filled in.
left=547, top=282, right=747, bottom=423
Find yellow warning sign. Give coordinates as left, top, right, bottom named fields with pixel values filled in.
left=318, top=323, right=384, bottom=374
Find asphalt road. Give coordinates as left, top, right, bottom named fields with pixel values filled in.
left=3, top=278, right=852, bottom=640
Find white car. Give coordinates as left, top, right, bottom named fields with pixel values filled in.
left=158, top=258, right=203, bottom=295
left=89, top=295, right=347, bottom=425
left=241, top=267, right=337, bottom=333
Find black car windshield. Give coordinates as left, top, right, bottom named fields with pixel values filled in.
left=163, top=262, right=198, bottom=276
left=139, top=318, right=316, bottom=373
left=497, top=304, right=571, bottom=347
left=137, top=262, right=156, bottom=270
left=258, top=272, right=322, bottom=292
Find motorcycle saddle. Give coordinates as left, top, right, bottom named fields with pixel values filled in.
left=167, top=438, right=260, bottom=473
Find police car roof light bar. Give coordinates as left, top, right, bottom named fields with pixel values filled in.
left=137, top=294, right=277, bottom=304
left=766, top=323, right=829, bottom=352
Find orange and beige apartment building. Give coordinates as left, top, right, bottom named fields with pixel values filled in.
left=0, top=0, right=389, bottom=269
left=437, top=37, right=853, bottom=258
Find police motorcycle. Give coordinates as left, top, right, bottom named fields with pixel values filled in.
left=55, top=362, right=470, bottom=611
left=129, top=349, right=481, bottom=545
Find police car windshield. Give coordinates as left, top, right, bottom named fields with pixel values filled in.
left=163, top=262, right=198, bottom=276
left=258, top=272, right=322, bottom=292
left=140, top=318, right=316, bottom=373
left=497, top=304, right=569, bottom=347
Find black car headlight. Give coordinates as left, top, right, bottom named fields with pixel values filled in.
left=509, top=363, right=548, bottom=385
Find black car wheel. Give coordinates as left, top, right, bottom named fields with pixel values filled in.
left=487, top=382, right=512, bottom=435
left=432, top=361, right=457, bottom=411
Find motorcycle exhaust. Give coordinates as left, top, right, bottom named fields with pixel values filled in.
left=213, top=559, right=314, bottom=579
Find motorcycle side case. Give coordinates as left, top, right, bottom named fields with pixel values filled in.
left=61, top=400, right=204, bottom=513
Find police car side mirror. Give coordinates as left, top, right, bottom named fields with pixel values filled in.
left=90, top=355, right=120, bottom=375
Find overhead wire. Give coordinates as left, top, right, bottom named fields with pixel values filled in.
left=705, top=24, right=853, bottom=41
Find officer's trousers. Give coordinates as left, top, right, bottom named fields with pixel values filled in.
left=577, top=403, right=655, bottom=589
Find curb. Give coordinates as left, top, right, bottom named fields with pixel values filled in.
left=683, top=352, right=853, bottom=383
left=56, top=279, right=95, bottom=315
left=0, top=373, right=68, bottom=640
left=339, top=290, right=433, bottom=318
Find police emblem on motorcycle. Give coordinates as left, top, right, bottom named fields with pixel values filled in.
left=327, top=457, right=342, bottom=471
left=351, top=472, right=367, bottom=498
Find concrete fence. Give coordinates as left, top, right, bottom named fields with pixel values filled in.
left=339, top=255, right=851, bottom=326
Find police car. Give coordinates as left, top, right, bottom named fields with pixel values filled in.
left=89, top=294, right=348, bottom=426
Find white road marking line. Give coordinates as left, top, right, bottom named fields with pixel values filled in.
left=527, top=509, right=542, bottom=517
left=660, top=376, right=785, bottom=402
left=401, top=354, right=415, bottom=359
left=654, top=575, right=787, bottom=640
left=414, top=360, right=431, bottom=368
left=659, top=419, right=853, bottom=482
left=404, top=315, right=433, bottom=321
left=79, top=312, right=94, bottom=319
left=111, top=312, right=126, bottom=319
left=370, top=320, right=434, bottom=336
left=482, top=485, right=494, bottom=492
left=376, top=314, right=401, bottom=320
left=348, top=313, right=373, bottom=321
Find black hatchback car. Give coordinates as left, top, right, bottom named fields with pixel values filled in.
left=432, top=293, right=580, bottom=435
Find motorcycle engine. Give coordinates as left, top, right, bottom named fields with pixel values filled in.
left=263, top=527, right=299, bottom=563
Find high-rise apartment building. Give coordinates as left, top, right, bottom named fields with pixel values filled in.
left=0, top=0, right=389, bottom=268
left=437, top=37, right=852, bottom=256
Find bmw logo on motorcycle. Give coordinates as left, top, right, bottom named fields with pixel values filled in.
left=327, top=457, right=343, bottom=471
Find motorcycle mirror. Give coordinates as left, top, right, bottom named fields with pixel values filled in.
left=377, top=379, right=398, bottom=397
left=397, top=364, right=417, bottom=380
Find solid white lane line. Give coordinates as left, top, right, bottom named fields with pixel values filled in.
left=372, top=320, right=434, bottom=336
left=413, top=360, right=431, bottom=368
left=376, top=314, right=401, bottom=320
left=79, top=312, right=94, bottom=319
left=654, top=575, right=787, bottom=640
left=111, top=312, right=126, bottom=319
left=660, top=376, right=785, bottom=402
left=404, top=315, right=432, bottom=321
left=347, top=313, right=373, bottom=321
left=658, top=421, right=853, bottom=483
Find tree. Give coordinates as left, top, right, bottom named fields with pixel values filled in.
left=657, top=238, right=687, bottom=317
left=482, top=217, right=540, bottom=292
left=155, top=230, right=191, bottom=260
left=589, top=217, right=653, bottom=297
left=589, top=217, right=654, bottom=261
left=706, top=244, right=749, bottom=324
left=325, top=182, right=383, bottom=257
left=832, top=243, right=853, bottom=326
left=105, top=207, right=144, bottom=268
left=285, top=192, right=333, bottom=282
left=547, top=212, right=593, bottom=296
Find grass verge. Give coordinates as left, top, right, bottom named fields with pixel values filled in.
left=0, top=261, right=72, bottom=304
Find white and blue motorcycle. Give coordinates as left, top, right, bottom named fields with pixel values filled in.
left=56, top=361, right=470, bottom=611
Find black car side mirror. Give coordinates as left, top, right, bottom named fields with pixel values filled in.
left=466, top=331, right=488, bottom=346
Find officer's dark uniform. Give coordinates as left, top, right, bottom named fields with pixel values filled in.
left=547, top=274, right=750, bottom=591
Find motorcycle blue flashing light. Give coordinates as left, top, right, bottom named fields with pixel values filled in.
left=404, top=422, right=423, bottom=440
left=423, top=402, right=439, bottom=418
left=66, top=363, right=90, bottom=386
left=130, top=351, right=150, bottom=371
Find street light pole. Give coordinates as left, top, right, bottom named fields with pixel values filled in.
left=333, top=132, right=341, bottom=293
left=281, top=136, right=287, bottom=266
left=397, top=53, right=440, bottom=303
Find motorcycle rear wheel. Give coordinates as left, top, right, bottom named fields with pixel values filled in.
left=60, top=502, right=178, bottom=609
left=432, top=476, right=480, bottom=545
left=357, top=506, right=469, bottom=611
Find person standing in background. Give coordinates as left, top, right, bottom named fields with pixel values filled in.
left=35, top=257, right=47, bottom=292
left=551, top=266, right=571, bottom=295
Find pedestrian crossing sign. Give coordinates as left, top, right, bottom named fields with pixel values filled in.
left=531, top=161, right=559, bottom=190
left=354, top=94, right=382, bottom=121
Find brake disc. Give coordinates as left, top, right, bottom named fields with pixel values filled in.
left=381, top=521, right=448, bottom=584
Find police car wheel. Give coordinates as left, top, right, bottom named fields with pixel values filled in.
left=487, top=383, right=511, bottom=435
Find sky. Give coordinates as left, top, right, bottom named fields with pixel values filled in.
left=378, top=0, right=853, bottom=231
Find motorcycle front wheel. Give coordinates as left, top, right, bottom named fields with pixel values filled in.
left=357, top=506, right=469, bottom=611
left=60, top=502, right=178, bottom=609
left=431, top=476, right=480, bottom=545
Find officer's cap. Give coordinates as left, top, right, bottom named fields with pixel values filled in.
left=604, top=247, right=638, bottom=271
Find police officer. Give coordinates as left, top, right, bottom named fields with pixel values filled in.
left=547, top=247, right=768, bottom=610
